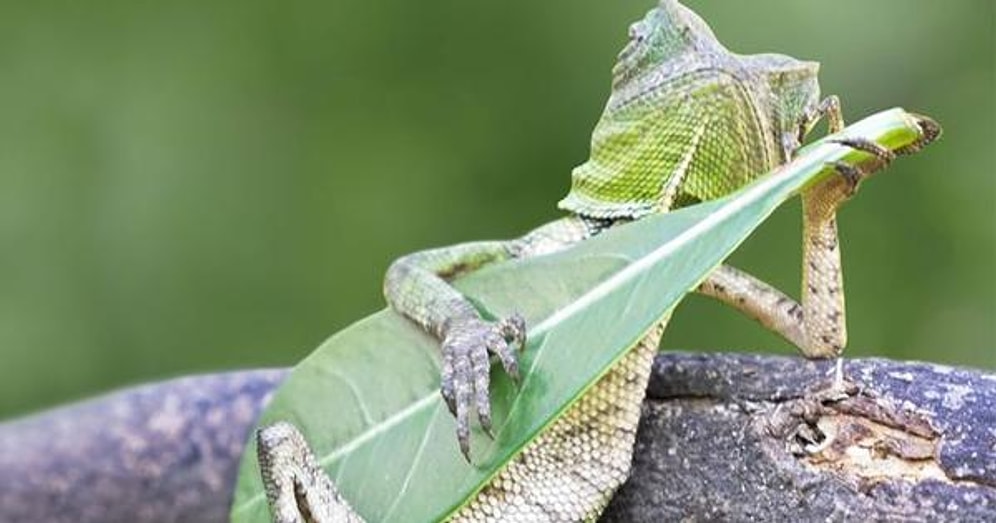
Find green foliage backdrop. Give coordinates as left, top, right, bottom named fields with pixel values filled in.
left=0, top=0, right=992, bottom=418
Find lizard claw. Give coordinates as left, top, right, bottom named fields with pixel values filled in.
left=440, top=313, right=527, bottom=461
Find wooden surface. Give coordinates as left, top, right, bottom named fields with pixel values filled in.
left=603, top=352, right=996, bottom=521
left=1, top=353, right=993, bottom=522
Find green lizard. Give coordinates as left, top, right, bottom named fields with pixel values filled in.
left=256, top=1, right=940, bottom=521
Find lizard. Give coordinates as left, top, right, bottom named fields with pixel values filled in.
left=255, top=1, right=940, bottom=521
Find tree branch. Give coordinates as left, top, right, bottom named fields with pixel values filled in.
left=603, top=353, right=996, bottom=521
left=1, top=354, right=992, bottom=522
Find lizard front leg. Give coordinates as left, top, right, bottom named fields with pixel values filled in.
left=384, top=218, right=590, bottom=459
left=385, top=241, right=526, bottom=459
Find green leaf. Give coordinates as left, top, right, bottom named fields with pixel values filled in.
left=230, top=108, right=929, bottom=522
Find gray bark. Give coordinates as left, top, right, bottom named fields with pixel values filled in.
left=0, top=369, right=287, bottom=523
left=0, top=353, right=992, bottom=522
left=602, top=353, right=996, bottom=522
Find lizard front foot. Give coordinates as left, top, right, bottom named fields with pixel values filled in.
left=827, top=137, right=897, bottom=195
left=441, top=313, right=526, bottom=460
left=813, top=137, right=898, bottom=209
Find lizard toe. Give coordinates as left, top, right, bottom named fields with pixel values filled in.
left=488, top=329, right=520, bottom=383
left=832, top=136, right=896, bottom=166
left=453, top=365, right=473, bottom=461
left=440, top=347, right=458, bottom=415
left=826, top=160, right=863, bottom=196
left=499, top=312, right=527, bottom=347
left=471, top=337, right=494, bottom=437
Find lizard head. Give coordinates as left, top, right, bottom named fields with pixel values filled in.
left=560, top=1, right=832, bottom=219
left=614, top=1, right=824, bottom=163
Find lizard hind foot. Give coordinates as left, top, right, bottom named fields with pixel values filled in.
left=440, top=314, right=527, bottom=461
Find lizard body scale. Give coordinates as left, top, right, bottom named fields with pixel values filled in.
left=257, top=1, right=940, bottom=521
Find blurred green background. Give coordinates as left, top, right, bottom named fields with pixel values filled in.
left=1, top=0, right=992, bottom=419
